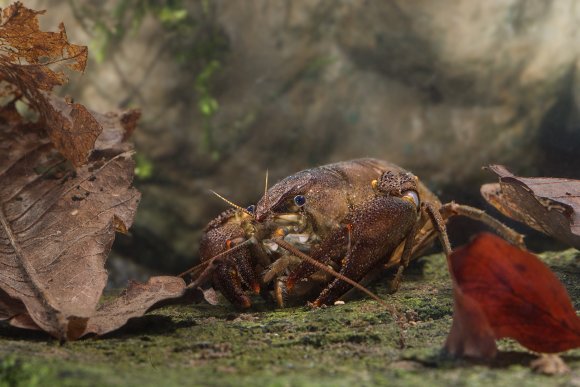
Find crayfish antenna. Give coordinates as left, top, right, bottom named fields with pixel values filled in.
left=184, top=238, right=255, bottom=289
left=263, top=169, right=269, bottom=211
left=273, top=238, right=389, bottom=308
left=273, top=238, right=407, bottom=346
left=209, top=190, right=254, bottom=217
left=178, top=261, right=208, bottom=279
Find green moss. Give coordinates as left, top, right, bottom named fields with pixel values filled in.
left=0, top=250, right=578, bottom=386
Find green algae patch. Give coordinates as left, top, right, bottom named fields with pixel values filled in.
left=0, top=250, right=579, bottom=386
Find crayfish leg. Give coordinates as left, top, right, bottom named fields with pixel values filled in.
left=405, top=201, right=525, bottom=265
left=285, top=227, right=349, bottom=290
left=273, top=275, right=328, bottom=308
left=274, top=278, right=286, bottom=308
left=439, top=202, right=525, bottom=249
left=263, top=254, right=301, bottom=284
left=389, top=222, right=420, bottom=293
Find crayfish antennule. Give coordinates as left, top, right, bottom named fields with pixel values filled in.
left=274, top=238, right=389, bottom=308
left=263, top=169, right=270, bottom=214
left=209, top=190, right=254, bottom=217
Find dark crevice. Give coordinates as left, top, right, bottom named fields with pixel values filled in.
left=538, top=68, right=580, bottom=179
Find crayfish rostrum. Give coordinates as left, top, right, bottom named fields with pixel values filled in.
left=187, top=159, right=523, bottom=308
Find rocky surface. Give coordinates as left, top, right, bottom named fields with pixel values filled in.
left=27, top=0, right=580, bottom=273
left=0, top=249, right=578, bottom=386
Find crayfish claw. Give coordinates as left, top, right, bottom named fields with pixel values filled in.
left=235, top=252, right=261, bottom=295
left=214, top=262, right=252, bottom=308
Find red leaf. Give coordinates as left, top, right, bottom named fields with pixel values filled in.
left=445, top=287, right=497, bottom=359
left=446, top=233, right=580, bottom=355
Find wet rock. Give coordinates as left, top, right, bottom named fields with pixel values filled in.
left=28, top=0, right=580, bottom=271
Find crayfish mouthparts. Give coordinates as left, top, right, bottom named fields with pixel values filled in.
left=283, top=233, right=311, bottom=245
left=262, top=232, right=313, bottom=253
left=272, top=213, right=302, bottom=223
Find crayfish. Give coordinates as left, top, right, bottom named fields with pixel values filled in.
left=184, top=159, right=523, bottom=308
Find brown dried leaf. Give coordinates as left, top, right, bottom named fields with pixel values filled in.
left=8, top=313, right=40, bottom=331
left=0, top=2, right=99, bottom=167
left=0, top=4, right=87, bottom=74
left=482, top=165, right=580, bottom=249
left=40, top=95, right=103, bottom=167
left=0, top=2, right=182, bottom=341
left=82, top=276, right=186, bottom=337
left=0, top=111, right=140, bottom=340
left=93, top=109, right=141, bottom=150
left=0, top=288, right=26, bottom=321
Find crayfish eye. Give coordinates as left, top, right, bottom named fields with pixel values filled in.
left=293, top=195, right=306, bottom=207
left=401, top=190, right=420, bottom=208
left=246, top=205, right=256, bottom=214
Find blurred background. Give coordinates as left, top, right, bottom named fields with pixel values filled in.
left=23, top=0, right=580, bottom=285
